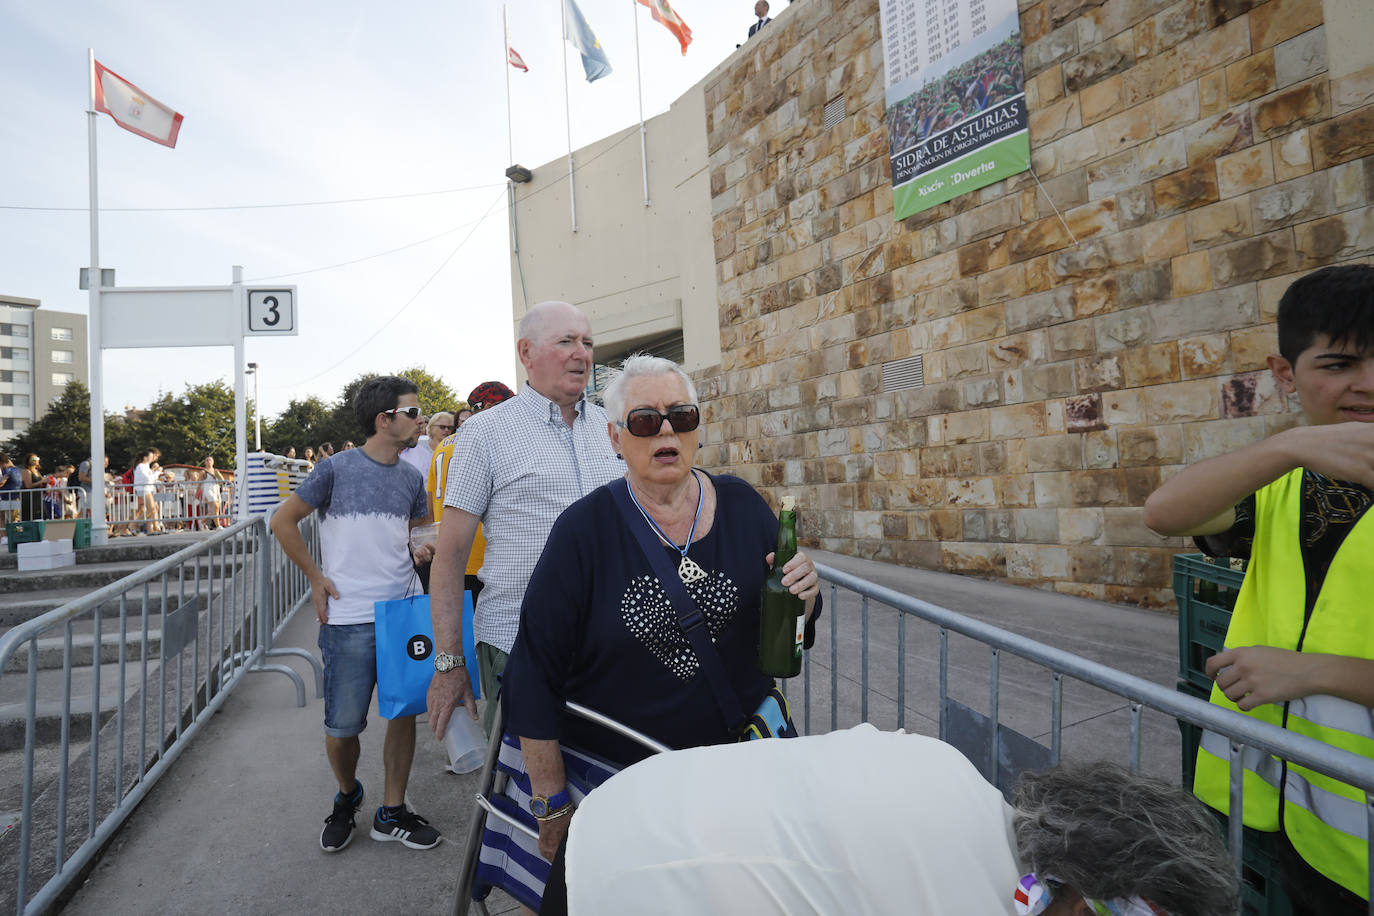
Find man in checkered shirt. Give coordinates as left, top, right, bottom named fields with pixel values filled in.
left=426, top=301, right=623, bottom=737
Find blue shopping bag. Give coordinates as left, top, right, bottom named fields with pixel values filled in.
left=374, top=590, right=478, bottom=719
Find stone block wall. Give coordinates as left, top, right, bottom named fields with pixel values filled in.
left=698, top=0, right=1374, bottom=608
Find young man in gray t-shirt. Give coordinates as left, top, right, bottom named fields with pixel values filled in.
left=272, top=376, right=441, bottom=854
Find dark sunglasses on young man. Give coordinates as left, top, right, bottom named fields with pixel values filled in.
left=618, top=404, right=701, bottom=437
left=383, top=406, right=422, bottom=419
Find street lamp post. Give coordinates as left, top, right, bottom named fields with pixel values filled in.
left=246, top=362, right=261, bottom=451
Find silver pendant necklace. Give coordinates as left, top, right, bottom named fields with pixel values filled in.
left=627, top=470, right=706, bottom=584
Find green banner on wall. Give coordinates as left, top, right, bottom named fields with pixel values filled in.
left=880, top=0, right=1030, bottom=220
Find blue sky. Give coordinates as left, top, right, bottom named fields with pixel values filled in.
left=2, top=0, right=763, bottom=416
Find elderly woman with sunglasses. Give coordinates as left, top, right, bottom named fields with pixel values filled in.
left=502, top=355, right=823, bottom=863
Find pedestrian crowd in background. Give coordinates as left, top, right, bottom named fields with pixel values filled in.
left=0, top=445, right=232, bottom=537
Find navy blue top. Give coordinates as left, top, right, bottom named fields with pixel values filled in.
left=0, top=466, right=20, bottom=492
left=504, top=472, right=821, bottom=766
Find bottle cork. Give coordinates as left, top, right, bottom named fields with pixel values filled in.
left=781, top=495, right=795, bottom=511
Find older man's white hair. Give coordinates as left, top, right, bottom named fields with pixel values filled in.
left=518, top=301, right=582, bottom=344
left=603, top=354, right=699, bottom=424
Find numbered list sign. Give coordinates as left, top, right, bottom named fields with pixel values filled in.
left=879, top=0, right=1029, bottom=219
left=246, top=288, right=298, bottom=336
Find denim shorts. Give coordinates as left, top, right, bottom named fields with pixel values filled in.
left=318, top=622, right=376, bottom=738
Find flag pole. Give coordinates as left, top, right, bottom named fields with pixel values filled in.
left=86, top=48, right=108, bottom=545
left=560, top=0, right=577, bottom=232
left=632, top=0, right=650, bottom=207
left=503, top=4, right=514, bottom=167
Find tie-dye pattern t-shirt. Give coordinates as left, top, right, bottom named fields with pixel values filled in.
left=294, top=447, right=429, bottom=626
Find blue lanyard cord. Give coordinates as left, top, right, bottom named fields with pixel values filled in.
left=625, top=469, right=702, bottom=559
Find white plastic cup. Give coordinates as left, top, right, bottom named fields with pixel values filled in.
left=409, top=522, right=440, bottom=552
left=444, top=712, right=486, bottom=774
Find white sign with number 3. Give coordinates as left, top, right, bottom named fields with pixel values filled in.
left=247, top=288, right=297, bottom=334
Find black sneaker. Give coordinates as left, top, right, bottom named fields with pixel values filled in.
left=320, top=780, right=364, bottom=852
left=369, top=805, right=442, bottom=850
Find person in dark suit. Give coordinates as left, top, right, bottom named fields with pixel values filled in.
left=747, top=0, right=770, bottom=38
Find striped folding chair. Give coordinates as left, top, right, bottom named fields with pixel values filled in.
left=452, top=701, right=670, bottom=915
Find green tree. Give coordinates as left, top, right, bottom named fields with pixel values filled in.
left=3, top=381, right=94, bottom=467
left=104, top=414, right=140, bottom=474
left=135, top=380, right=239, bottom=468
left=0, top=381, right=138, bottom=471
left=318, top=367, right=461, bottom=446
left=265, top=395, right=331, bottom=455
left=395, top=365, right=461, bottom=416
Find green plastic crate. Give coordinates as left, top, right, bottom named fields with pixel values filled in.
left=5, top=521, right=43, bottom=553
left=1177, top=678, right=1210, bottom=787
left=5, top=519, right=92, bottom=551
left=1173, top=554, right=1246, bottom=691
left=40, top=518, right=92, bottom=549
left=1175, top=680, right=1293, bottom=916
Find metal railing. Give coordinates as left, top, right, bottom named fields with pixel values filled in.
left=804, top=563, right=1374, bottom=911
left=103, top=481, right=238, bottom=533
left=0, top=513, right=320, bottom=915
left=1, top=482, right=239, bottom=534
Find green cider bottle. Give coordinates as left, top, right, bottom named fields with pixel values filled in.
left=758, top=495, right=804, bottom=678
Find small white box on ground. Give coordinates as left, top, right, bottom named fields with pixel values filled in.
left=18, top=541, right=55, bottom=559
left=18, top=538, right=76, bottom=571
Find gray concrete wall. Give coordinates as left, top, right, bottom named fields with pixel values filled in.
left=509, top=84, right=721, bottom=374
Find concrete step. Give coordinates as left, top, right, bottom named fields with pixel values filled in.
left=0, top=742, right=69, bottom=814
left=0, top=695, right=125, bottom=753
left=0, top=658, right=145, bottom=709
left=1, top=628, right=162, bottom=673
left=0, top=530, right=222, bottom=571
left=0, top=556, right=246, bottom=595
left=0, top=651, right=220, bottom=752
left=0, top=588, right=197, bottom=628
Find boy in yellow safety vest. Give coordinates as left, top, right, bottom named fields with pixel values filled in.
left=1144, top=264, right=1374, bottom=914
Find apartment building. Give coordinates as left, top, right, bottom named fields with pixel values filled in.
left=0, top=294, right=89, bottom=437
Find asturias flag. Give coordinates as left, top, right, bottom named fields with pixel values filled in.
left=563, top=0, right=612, bottom=82
left=637, top=0, right=692, bottom=55
left=92, top=59, right=183, bottom=148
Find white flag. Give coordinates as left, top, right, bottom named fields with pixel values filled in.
left=92, top=59, right=183, bottom=148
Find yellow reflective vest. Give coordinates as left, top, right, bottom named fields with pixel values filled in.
left=427, top=432, right=485, bottom=577
left=1193, top=468, right=1374, bottom=899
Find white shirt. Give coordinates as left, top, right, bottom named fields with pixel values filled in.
left=567, top=725, right=1021, bottom=915
left=398, top=436, right=433, bottom=476
left=133, top=462, right=156, bottom=496
left=443, top=385, right=622, bottom=652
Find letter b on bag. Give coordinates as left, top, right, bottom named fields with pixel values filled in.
left=407, top=634, right=433, bottom=661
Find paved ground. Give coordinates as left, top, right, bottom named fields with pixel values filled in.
left=59, top=549, right=1188, bottom=915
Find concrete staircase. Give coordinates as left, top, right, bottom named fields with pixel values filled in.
left=0, top=532, right=243, bottom=820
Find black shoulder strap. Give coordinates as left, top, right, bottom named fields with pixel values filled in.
left=609, top=476, right=747, bottom=735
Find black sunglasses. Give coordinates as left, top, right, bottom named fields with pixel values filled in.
left=383, top=406, right=422, bottom=419
left=618, top=404, right=701, bottom=437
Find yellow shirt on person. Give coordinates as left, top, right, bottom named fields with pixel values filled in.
left=427, top=432, right=485, bottom=576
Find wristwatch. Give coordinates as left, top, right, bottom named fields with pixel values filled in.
left=433, top=650, right=465, bottom=673
left=529, top=788, right=572, bottom=820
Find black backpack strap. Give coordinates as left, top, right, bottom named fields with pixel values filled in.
left=608, top=477, right=747, bottom=735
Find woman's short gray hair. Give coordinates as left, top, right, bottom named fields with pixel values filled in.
left=602, top=354, right=698, bottom=423
left=1013, top=761, right=1239, bottom=916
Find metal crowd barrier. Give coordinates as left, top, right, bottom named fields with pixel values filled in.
left=1, top=488, right=85, bottom=524
left=0, top=513, right=322, bottom=914
left=1, top=483, right=239, bottom=534
left=103, top=481, right=238, bottom=533
left=806, top=563, right=1374, bottom=911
